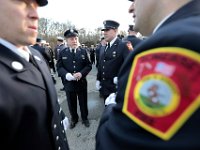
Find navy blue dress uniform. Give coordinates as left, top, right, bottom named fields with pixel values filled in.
left=97, top=20, right=133, bottom=100
left=0, top=43, right=69, bottom=149
left=57, top=29, right=92, bottom=128
left=123, top=25, right=142, bottom=47
left=96, top=0, right=200, bottom=150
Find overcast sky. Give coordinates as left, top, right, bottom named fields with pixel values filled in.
left=38, top=0, right=134, bottom=31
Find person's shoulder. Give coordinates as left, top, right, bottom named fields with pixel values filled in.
left=113, top=39, right=134, bottom=52
left=60, top=47, right=69, bottom=53
left=157, top=14, right=200, bottom=36
left=28, top=46, right=43, bottom=57
left=78, top=47, right=87, bottom=52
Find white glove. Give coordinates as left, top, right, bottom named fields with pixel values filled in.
left=66, top=73, right=76, bottom=81
left=113, top=77, right=118, bottom=85
left=96, top=80, right=101, bottom=90
left=62, top=117, right=69, bottom=131
left=105, top=93, right=116, bottom=106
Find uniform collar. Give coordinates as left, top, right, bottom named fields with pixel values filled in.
left=109, top=36, right=118, bottom=47
left=0, top=38, right=30, bottom=61
left=153, top=12, right=174, bottom=34
left=70, top=47, right=78, bottom=53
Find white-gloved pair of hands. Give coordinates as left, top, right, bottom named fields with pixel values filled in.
left=105, top=93, right=117, bottom=106
left=96, top=77, right=118, bottom=90
left=66, top=73, right=82, bottom=81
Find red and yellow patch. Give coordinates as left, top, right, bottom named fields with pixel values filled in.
left=123, top=47, right=200, bottom=140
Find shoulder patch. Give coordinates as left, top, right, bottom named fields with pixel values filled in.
left=123, top=47, right=200, bottom=140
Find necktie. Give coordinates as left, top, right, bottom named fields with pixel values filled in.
left=105, top=43, right=110, bottom=52
left=29, top=54, right=38, bottom=69
left=107, top=43, right=110, bottom=49
left=72, top=49, right=75, bottom=58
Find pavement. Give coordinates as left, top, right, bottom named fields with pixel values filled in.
left=54, top=65, right=105, bottom=150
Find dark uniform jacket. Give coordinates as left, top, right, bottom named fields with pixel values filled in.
left=96, top=0, right=200, bottom=149
left=0, top=44, right=69, bottom=150
left=97, top=38, right=131, bottom=97
left=54, top=44, right=66, bottom=60
left=57, top=47, right=92, bottom=92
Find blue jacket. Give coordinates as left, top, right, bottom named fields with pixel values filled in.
left=96, top=0, right=200, bottom=149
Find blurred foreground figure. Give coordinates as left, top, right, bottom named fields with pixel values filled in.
left=0, top=0, right=69, bottom=149
left=96, top=0, right=200, bottom=150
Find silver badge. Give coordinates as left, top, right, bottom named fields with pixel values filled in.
left=70, top=29, right=74, bottom=33
left=33, top=55, right=41, bottom=61
left=11, top=61, right=23, bottom=71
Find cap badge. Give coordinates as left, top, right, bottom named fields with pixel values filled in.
left=70, top=29, right=74, bottom=33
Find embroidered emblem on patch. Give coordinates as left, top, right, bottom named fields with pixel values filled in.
left=123, top=47, right=200, bottom=140
left=126, top=41, right=133, bottom=51
left=135, top=74, right=179, bottom=117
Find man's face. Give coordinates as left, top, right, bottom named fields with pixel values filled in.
left=129, top=0, right=158, bottom=36
left=103, top=29, right=118, bottom=42
left=0, top=0, right=39, bottom=47
left=66, top=36, right=79, bottom=49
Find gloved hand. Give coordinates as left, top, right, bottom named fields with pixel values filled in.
left=73, top=72, right=82, bottom=80
left=66, top=73, right=76, bottom=81
left=62, top=117, right=69, bottom=131
left=113, top=77, right=118, bottom=85
left=96, top=80, right=101, bottom=90
left=105, top=93, right=116, bottom=106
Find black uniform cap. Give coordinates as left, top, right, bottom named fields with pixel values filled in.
left=36, top=37, right=42, bottom=42
left=36, top=0, right=48, bottom=6
left=57, top=37, right=64, bottom=42
left=64, top=29, right=79, bottom=38
left=101, top=20, right=120, bottom=31
left=128, top=25, right=135, bottom=31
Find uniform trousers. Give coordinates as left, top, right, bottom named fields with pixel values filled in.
left=65, top=90, right=88, bottom=122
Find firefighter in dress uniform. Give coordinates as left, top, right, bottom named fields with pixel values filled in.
left=96, top=20, right=133, bottom=102
left=57, top=29, right=92, bottom=129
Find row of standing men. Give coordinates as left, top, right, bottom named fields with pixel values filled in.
left=47, top=21, right=142, bottom=130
